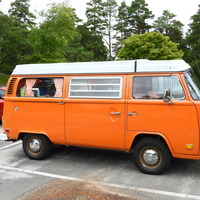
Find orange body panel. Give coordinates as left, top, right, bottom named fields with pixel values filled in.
left=126, top=74, right=199, bottom=157
left=64, top=100, right=125, bottom=149
left=63, top=75, right=126, bottom=150
left=2, top=72, right=200, bottom=160
left=4, top=98, right=65, bottom=144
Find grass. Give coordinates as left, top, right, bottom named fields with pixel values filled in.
left=0, top=75, right=10, bottom=86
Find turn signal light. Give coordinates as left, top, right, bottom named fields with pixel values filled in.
left=186, top=144, right=193, bottom=150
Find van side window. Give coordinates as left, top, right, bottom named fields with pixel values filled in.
left=69, top=77, right=123, bottom=99
left=17, top=78, right=63, bottom=98
left=132, top=76, right=185, bottom=100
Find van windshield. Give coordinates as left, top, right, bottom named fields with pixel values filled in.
left=185, top=71, right=200, bottom=100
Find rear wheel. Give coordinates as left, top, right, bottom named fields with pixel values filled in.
left=23, top=134, right=52, bottom=160
left=132, top=138, right=171, bottom=175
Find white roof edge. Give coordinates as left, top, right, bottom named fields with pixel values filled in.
left=11, top=60, right=191, bottom=76
left=137, top=60, right=191, bottom=72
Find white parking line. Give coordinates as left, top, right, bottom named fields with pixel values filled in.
left=0, top=165, right=200, bottom=199
left=0, top=141, right=22, bottom=150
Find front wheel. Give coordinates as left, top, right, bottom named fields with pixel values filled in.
left=132, top=138, right=171, bottom=175
left=23, top=134, right=52, bottom=160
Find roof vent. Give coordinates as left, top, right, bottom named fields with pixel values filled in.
left=7, top=78, right=17, bottom=95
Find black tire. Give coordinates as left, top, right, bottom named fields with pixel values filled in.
left=23, top=134, right=52, bottom=160
left=132, top=138, right=171, bottom=175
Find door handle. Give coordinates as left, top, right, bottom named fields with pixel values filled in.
left=110, top=112, right=121, bottom=115
left=59, top=102, right=65, bottom=105
left=128, top=112, right=138, bottom=115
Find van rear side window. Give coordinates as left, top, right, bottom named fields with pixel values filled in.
left=17, top=78, right=63, bottom=98
left=68, top=77, right=123, bottom=99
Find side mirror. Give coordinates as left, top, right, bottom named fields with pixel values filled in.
left=163, top=89, right=173, bottom=104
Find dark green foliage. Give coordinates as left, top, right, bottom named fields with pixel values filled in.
left=21, top=1, right=76, bottom=63
left=153, top=10, right=184, bottom=44
left=8, top=0, right=36, bottom=27
left=0, top=0, right=36, bottom=74
left=0, top=74, right=10, bottom=86
left=77, top=23, right=108, bottom=61
left=128, top=0, right=154, bottom=34
left=86, top=0, right=108, bottom=61
left=102, top=0, right=118, bottom=60
left=113, top=1, right=130, bottom=55
left=1, top=0, right=200, bottom=77
left=186, top=5, right=200, bottom=78
left=65, top=31, right=94, bottom=62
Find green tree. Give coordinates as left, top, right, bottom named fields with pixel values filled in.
left=153, top=10, right=184, bottom=44
left=63, top=8, right=94, bottom=62
left=86, top=0, right=107, bottom=61
left=117, top=32, right=183, bottom=60
left=64, top=30, right=94, bottom=62
left=128, top=0, right=154, bottom=35
left=23, top=1, right=75, bottom=63
left=113, top=1, right=130, bottom=55
left=78, top=23, right=107, bottom=61
left=8, top=0, right=36, bottom=27
left=186, top=5, right=200, bottom=77
left=102, top=0, right=118, bottom=60
left=7, top=0, right=36, bottom=70
left=0, top=14, right=16, bottom=74
left=0, top=0, right=36, bottom=74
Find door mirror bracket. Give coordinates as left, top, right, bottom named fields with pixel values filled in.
left=163, top=89, right=173, bottom=104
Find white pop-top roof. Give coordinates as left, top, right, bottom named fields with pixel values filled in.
left=11, top=60, right=191, bottom=75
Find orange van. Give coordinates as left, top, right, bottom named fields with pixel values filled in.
left=2, top=59, right=200, bottom=175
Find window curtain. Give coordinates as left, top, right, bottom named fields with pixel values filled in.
left=54, top=78, right=63, bottom=97
left=25, top=79, right=36, bottom=97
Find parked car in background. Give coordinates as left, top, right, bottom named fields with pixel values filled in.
left=0, top=86, right=6, bottom=120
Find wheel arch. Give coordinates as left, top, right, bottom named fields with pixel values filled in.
left=130, top=132, right=173, bottom=156
left=18, top=132, right=52, bottom=144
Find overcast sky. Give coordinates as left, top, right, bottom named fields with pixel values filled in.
left=0, top=0, right=200, bottom=35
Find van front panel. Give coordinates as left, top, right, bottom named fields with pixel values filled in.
left=126, top=74, right=199, bottom=155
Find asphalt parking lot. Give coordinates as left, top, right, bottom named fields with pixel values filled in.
left=1, top=123, right=200, bottom=200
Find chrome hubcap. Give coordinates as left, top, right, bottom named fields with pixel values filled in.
left=139, top=146, right=162, bottom=169
left=29, top=138, right=41, bottom=153
left=143, top=149, right=159, bottom=165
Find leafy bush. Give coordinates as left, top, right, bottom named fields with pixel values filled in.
left=0, top=75, right=10, bottom=86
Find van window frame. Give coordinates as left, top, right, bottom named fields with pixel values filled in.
left=184, top=70, right=200, bottom=101
left=131, top=75, right=185, bottom=101
left=68, top=76, right=123, bottom=99
left=16, top=77, right=64, bottom=98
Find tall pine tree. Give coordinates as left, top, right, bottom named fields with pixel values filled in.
left=102, top=0, right=118, bottom=61
left=113, top=1, right=130, bottom=55
left=0, top=0, right=36, bottom=73
left=128, top=0, right=154, bottom=35
left=86, top=0, right=107, bottom=61
left=8, top=0, right=36, bottom=27
left=186, top=5, right=200, bottom=77
left=153, top=10, right=184, bottom=44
